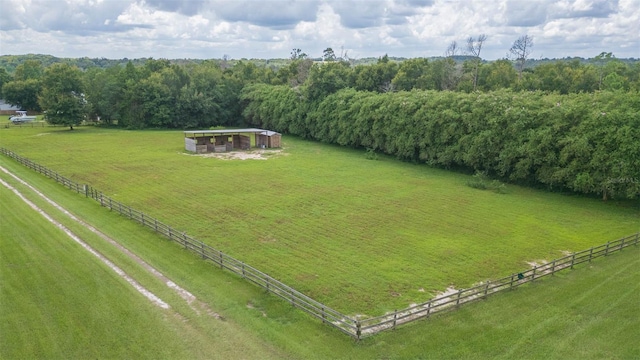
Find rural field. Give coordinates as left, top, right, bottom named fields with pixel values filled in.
left=0, top=123, right=638, bottom=317
left=1, top=152, right=638, bottom=358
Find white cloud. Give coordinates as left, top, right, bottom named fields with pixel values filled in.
left=0, top=0, right=637, bottom=59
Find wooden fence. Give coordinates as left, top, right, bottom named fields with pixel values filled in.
left=1, top=147, right=638, bottom=340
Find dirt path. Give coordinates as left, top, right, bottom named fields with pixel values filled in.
left=0, top=166, right=221, bottom=319
left=0, top=176, right=170, bottom=309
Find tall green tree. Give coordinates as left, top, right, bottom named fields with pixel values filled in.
left=13, top=60, right=43, bottom=81
left=2, top=78, right=41, bottom=111
left=39, top=63, right=85, bottom=130
left=2, top=59, right=44, bottom=110
left=0, top=68, right=11, bottom=97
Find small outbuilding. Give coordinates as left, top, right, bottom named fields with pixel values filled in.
left=184, top=128, right=281, bottom=154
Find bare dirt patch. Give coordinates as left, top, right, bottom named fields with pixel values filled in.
left=185, top=149, right=285, bottom=161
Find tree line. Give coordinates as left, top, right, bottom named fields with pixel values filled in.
left=0, top=52, right=638, bottom=200
left=241, top=84, right=639, bottom=200
left=1, top=51, right=639, bottom=127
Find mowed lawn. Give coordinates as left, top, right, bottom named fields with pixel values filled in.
left=1, top=125, right=638, bottom=315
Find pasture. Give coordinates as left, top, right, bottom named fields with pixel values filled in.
left=0, top=124, right=638, bottom=316
left=1, top=155, right=638, bottom=358
left=0, top=166, right=287, bottom=359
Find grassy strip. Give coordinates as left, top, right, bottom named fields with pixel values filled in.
left=0, top=125, right=638, bottom=315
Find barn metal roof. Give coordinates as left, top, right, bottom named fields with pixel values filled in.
left=184, top=128, right=280, bottom=136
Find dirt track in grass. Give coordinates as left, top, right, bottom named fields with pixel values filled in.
left=0, top=166, right=221, bottom=319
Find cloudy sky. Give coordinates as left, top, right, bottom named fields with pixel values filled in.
left=1, top=0, right=638, bottom=60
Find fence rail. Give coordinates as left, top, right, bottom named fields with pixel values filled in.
left=1, top=147, right=637, bottom=339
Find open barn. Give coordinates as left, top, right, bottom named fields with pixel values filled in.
left=184, top=128, right=281, bottom=154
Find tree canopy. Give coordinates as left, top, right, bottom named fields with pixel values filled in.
left=38, top=63, right=86, bottom=130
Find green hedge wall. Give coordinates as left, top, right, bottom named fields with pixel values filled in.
left=241, top=84, right=640, bottom=200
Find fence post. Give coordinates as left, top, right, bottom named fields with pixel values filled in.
left=393, top=310, right=397, bottom=330
left=108, top=197, right=113, bottom=210
left=510, top=274, right=515, bottom=289
left=154, top=219, right=158, bottom=232
left=168, top=226, right=173, bottom=240
left=182, top=233, right=187, bottom=249
left=620, top=237, right=625, bottom=251
left=356, top=321, right=361, bottom=341
left=531, top=266, right=537, bottom=282
left=202, top=242, right=206, bottom=259
left=589, top=247, right=594, bottom=262
left=290, top=289, right=295, bottom=306
left=219, top=252, right=223, bottom=269
left=484, top=281, right=490, bottom=298
left=426, top=301, right=432, bottom=318
left=242, top=263, right=245, bottom=278
left=100, top=193, right=104, bottom=207
left=322, top=306, right=325, bottom=323
left=571, top=253, right=576, bottom=269
left=84, top=184, right=88, bottom=197
left=605, top=242, right=610, bottom=256
left=456, top=289, right=462, bottom=306
left=266, top=276, right=270, bottom=293
left=141, top=213, right=145, bottom=226
left=551, top=260, right=556, bottom=276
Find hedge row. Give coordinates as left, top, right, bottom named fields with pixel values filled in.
left=241, top=85, right=640, bottom=200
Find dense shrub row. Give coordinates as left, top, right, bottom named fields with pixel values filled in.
left=242, top=85, right=640, bottom=200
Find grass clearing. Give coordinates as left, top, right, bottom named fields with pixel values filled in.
left=2, top=163, right=638, bottom=358
left=0, top=125, right=638, bottom=316
left=0, top=154, right=640, bottom=359
left=0, top=164, right=291, bottom=359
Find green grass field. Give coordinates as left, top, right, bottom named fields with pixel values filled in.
left=0, top=124, right=638, bottom=316
left=1, top=157, right=638, bottom=359
left=0, top=169, right=287, bottom=359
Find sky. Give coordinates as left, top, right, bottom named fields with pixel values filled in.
left=1, top=0, right=638, bottom=60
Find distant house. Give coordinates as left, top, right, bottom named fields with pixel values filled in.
left=184, top=128, right=282, bottom=154
left=0, top=100, right=20, bottom=114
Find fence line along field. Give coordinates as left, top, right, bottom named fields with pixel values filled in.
left=3, top=151, right=639, bottom=358
left=0, top=125, right=638, bottom=316
left=0, top=173, right=287, bottom=359
left=3, top=145, right=638, bottom=338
